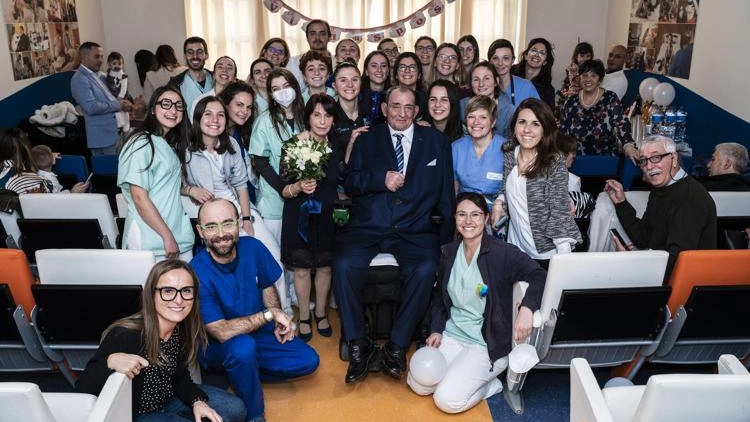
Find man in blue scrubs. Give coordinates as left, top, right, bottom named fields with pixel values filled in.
left=191, top=198, right=319, bottom=422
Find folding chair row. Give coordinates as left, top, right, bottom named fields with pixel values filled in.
left=16, top=193, right=119, bottom=262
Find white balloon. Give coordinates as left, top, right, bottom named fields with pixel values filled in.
left=409, top=346, right=447, bottom=386
left=652, top=82, right=676, bottom=106
left=638, top=77, right=660, bottom=102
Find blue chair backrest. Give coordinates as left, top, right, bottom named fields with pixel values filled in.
left=91, top=154, right=118, bottom=175
left=52, top=155, right=88, bottom=182
left=570, top=156, right=620, bottom=177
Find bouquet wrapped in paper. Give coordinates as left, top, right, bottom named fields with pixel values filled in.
left=281, top=135, right=332, bottom=182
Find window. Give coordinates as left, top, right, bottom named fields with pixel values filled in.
left=185, top=0, right=525, bottom=80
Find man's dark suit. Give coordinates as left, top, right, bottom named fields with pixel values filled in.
left=333, top=122, right=455, bottom=347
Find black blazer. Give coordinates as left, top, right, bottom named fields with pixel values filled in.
left=342, top=122, right=455, bottom=247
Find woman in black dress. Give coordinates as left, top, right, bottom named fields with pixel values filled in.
left=277, top=93, right=343, bottom=342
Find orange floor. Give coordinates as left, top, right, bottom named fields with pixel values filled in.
left=264, top=312, right=493, bottom=421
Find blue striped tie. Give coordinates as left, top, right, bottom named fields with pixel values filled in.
left=393, top=133, right=404, bottom=173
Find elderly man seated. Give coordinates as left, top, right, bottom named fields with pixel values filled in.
left=590, top=135, right=717, bottom=281
left=699, top=142, right=750, bottom=191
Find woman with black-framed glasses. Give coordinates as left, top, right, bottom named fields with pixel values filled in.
left=117, top=85, right=194, bottom=261
left=77, top=260, right=246, bottom=421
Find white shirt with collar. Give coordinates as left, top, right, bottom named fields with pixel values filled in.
left=79, top=64, right=117, bottom=101
left=388, top=124, right=415, bottom=174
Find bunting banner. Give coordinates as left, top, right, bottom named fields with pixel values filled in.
left=262, top=0, right=453, bottom=42
left=281, top=10, right=301, bottom=25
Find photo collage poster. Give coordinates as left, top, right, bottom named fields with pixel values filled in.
left=627, top=0, right=698, bottom=79
left=3, top=0, right=79, bottom=81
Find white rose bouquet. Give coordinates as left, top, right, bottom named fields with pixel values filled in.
left=281, top=135, right=332, bottom=181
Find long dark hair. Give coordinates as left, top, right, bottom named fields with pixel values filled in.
left=0, top=127, right=36, bottom=173
left=102, top=260, right=207, bottom=368
left=120, top=85, right=190, bottom=172
left=424, top=79, right=462, bottom=141
left=133, top=49, right=156, bottom=87
left=219, top=80, right=256, bottom=149
left=361, top=50, right=391, bottom=92
left=266, top=68, right=305, bottom=142
left=154, top=44, right=180, bottom=71
left=503, top=98, right=560, bottom=179
left=513, top=38, right=554, bottom=85
left=188, top=96, right=235, bottom=155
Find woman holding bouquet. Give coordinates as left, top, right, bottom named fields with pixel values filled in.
left=277, top=93, right=343, bottom=342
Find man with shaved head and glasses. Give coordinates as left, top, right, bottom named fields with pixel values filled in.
left=591, top=135, right=716, bottom=281
left=190, top=198, right=319, bottom=422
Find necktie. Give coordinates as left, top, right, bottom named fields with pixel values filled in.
left=393, top=133, right=404, bottom=173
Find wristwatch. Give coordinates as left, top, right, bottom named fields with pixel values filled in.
left=262, top=309, right=273, bottom=323
left=242, top=215, right=254, bottom=223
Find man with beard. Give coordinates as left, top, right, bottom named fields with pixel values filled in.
left=286, top=19, right=332, bottom=89
left=190, top=198, right=319, bottom=422
left=603, top=135, right=717, bottom=282
left=169, top=36, right=214, bottom=109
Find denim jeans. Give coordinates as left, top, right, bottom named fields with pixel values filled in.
left=134, top=384, right=246, bottom=422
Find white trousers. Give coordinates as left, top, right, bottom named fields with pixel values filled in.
left=250, top=213, right=293, bottom=315
left=408, top=334, right=508, bottom=414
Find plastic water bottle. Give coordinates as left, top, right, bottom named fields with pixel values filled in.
left=650, top=111, right=664, bottom=136
left=674, top=109, right=688, bottom=144
left=661, top=108, right=677, bottom=140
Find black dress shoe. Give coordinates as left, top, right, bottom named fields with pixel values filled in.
left=345, top=338, right=374, bottom=384
left=381, top=341, right=407, bottom=380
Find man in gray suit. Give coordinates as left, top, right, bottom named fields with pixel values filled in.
left=71, top=42, right=131, bottom=155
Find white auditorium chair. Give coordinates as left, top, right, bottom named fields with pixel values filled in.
left=0, top=372, right=131, bottom=422
left=505, top=250, right=671, bottom=413
left=18, top=194, right=120, bottom=261
left=35, top=249, right=155, bottom=286
left=570, top=354, right=750, bottom=422
left=30, top=249, right=152, bottom=386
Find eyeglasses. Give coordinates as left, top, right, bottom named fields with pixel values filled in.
left=455, top=211, right=485, bottom=222
left=437, top=54, right=459, bottom=63
left=158, top=99, right=185, bottom=112
left=637, top=152, right=672, bottom=167
left=381, top=47, right=399, bottom=56
left=267, top=46, right=285, bottom=55
left=416, top=45, right=435, bottom=53
left=397, top=64, right=418, bottom=73
left=199, top=219, right=239, bottom=235
left=155, top=286, right=195, bottom=301
left=529, top=48, right=547, bottom=57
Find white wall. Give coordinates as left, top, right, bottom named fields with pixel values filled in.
left=0, top=0, right=104, bottom=99
left=100, top=0, right=186, bottom=97
left=525, top=0, right=609, bottom=91
left=605, top=0, right=750, bottom=122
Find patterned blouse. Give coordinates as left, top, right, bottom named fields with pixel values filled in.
left=560, top=89, right=633, bottom=156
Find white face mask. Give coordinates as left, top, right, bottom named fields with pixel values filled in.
left=272, top=87, right=296, bottom=107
